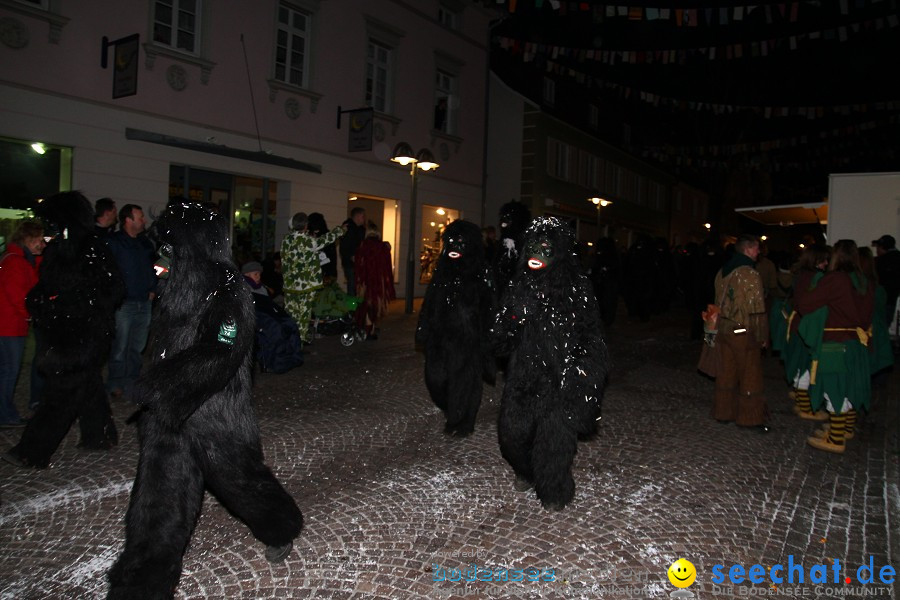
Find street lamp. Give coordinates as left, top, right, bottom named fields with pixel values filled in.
left=391, top=142, right=440, bottom=314
left=588, top=196, right=613, bottom=233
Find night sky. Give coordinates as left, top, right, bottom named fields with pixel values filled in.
left=489, top=0, right=900, bottom=205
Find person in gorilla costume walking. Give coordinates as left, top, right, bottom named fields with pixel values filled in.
left=107, top=201, right=302, bottom=599
left=4, top=191, right=123, bottom=468
left=493, top=216, right=609, bottom=510
left=416, top=220, right=495, bottom=436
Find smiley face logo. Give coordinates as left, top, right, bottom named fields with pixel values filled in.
left=667, top=559, right=696, bottom=588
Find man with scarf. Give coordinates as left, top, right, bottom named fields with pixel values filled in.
left=712, top=234, right=770, bottom=433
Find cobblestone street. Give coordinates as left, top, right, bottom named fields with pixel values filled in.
left=1, top=300, right=897, bottom=600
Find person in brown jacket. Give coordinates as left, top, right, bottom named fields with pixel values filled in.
left=712, top=234, right=770, bottom=433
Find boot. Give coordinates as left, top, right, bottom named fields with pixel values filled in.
left=808, top=413, right=846, bottom=453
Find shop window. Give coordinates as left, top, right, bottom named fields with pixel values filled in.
left=419, top=204, right=459, bottom=284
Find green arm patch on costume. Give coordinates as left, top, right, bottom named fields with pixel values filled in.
left=217, top=319, right=237, bottom=345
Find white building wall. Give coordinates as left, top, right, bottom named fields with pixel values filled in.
left=0, top=0, right=495, bottom=299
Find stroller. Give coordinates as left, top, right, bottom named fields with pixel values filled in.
left=310, top=281, right=367, bottom=346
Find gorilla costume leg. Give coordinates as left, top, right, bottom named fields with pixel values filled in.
left=8, top=368, right=117, bottom=467
left=424, top=357, right=448, bottom=411
left=107, top=424, right=204, bottom=599
left=201, top=443, right=303, bottom=547
left=77, top=372, right=118, bottom=449
left=531, top=412, right=578, bottom=510
left=443, top=361, right=482, bottom=436
left=498, top=400, right=536, bottom=486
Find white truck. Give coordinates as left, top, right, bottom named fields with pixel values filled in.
left=827, top=171, right=900, bottom=248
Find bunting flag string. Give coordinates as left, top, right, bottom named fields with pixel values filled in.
left=496, top=9, right=898, bottom=65
left=538, top=58, right=900, bottom=118
left=631, top=113, right=900, bottom=171
left=499, top=0, right=898, bottom=27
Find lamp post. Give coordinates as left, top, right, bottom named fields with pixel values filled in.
left=391, top=142, right=439, bottom=314
left=588, top=196, right=613, bottom=232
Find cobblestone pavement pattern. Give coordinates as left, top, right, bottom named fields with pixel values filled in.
left=1, top=301, right=897, bottom=599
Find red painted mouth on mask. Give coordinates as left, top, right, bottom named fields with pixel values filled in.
left=448, top=251, right=461, bottom=259
left=527, top=258, right=546, bottom=270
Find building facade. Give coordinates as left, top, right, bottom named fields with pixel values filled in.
left=485, top=73, right=708, bottom=253
left=0, top=0, right=495, bottom=297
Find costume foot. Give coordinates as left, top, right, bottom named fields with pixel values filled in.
left=265, top=542, right=293, bottom=563
left=807, top=436, right=845, bottom=454
left=443, top=424, right=473, bottom=438
left=540, top=500, right=566, bottom=512
left=798, top=410, right=828, bottom=421
left=814, top=425, right=852, bottom=440
left=514, top=476, right=533, bottom=492
left=2, top=449, right=32, bottom=468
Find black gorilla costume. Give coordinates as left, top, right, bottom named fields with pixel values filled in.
left=416, top=220, right=495, bottom=436
left=494, top=200, right=532, bottom=291
left=107, top=201, right=302, bottom=599
left=493, top=216, right=608, bottom=510
left=4, top=191, right=123, bottom=468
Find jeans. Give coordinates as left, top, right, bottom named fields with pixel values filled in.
left=29, top=329, right=44, bottom=411
left=0, top=336, right=26, bottom=424
left=107, top=300, right=152, bottom=393
left=345, top=265, right=356, bottom=296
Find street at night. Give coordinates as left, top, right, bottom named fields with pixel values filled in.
left=2, top=301, right=897, bottom=599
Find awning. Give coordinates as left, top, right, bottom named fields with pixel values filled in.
left=735, top=201, right=827, bottom=226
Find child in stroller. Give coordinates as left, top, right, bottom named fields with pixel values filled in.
left=310, top=281, right=366, bottom=346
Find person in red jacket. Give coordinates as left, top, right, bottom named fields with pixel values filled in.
left=0, top=219, right=45, bottom=427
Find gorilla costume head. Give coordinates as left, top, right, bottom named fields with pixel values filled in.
left=431, top=219, right=485, bottom=284
left=498, top=201, right=531, bottom=247
left=495, top=201, right=532, bottom=289
left=152, top=199, right=232, bottom=266
left=34, top=191, right=95, bottom=243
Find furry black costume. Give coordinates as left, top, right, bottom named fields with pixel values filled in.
left=494, top=201, right=532, bottom=291
left=416, top=220, right=495, bottom=436
left=107, top=202, right=302, bottom=599
left=493, top=216, right=608, bottom=510
left=4, top=191, right=123, bottom=468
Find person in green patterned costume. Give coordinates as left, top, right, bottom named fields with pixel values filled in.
left=281, top=212, right=345, bottom=344
left=795, top=240, right=875, bottom=454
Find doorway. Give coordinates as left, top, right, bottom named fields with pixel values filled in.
left=347, top=194, right=399, bottom=282
left=168, top=166, right=278, bottom=262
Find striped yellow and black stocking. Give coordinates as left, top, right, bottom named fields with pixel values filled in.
left=844, top=409, right=857, bottom=437
left=826, top=413, right=847, bottom=446
left=794, top=389, right=811, bottom=413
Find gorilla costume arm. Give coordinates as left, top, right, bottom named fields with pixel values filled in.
left=135, top=271, right=254, bottom=430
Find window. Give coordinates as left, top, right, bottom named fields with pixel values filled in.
left=588, top=105, right=599, bottom=129
left=547, top=138, right=571, bottom=181
left=153, top=0, right=200, bottom=54
left=438, top=5, right=459, bottom=30
left=275, top=3, right=310, bottom=88
left=433, top=70, right=457, bottom=134
left=365, top=40, right=392, bottom=113
left=542, top=77, right=555, bottom=105
left=605, top=163, right=618, bottom=195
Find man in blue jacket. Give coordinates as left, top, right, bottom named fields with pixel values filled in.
left=106, top=204, right=157, bottom=399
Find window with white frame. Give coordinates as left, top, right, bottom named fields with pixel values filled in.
left=438, top=5, right=459, bottom=30
left=275, top=3, right=310, bottom=87
left=366, top=40, right=392, bottom=113
left=433, top=69, right=457, bottom=134
left=153, top=0, right=200, bottom=54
